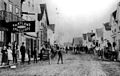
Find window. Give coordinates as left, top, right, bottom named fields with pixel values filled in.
left=15, top=7, right=19, bottom=14
left=28, top=1, right=30, bottom=7
left=4, top=2, right=7, bottom=11
left=0, top=31, right=4, bottom=42
left=9, top=3, right=12, bottom=12
left=114, top=28, right=116, bottom=32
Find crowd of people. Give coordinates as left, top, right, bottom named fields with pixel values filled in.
left=71, top=39, right=119, bottom=61
left=0, top=41, right=64, bottom=67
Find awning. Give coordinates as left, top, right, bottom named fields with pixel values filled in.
left=0, top=20, right=8, bottom=31
left=0, top=26, right=8, bottom=31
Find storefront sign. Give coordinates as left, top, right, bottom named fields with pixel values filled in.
left=6, top=21, right=35, bottom=32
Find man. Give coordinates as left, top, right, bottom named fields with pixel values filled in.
left=20, top=42, right=26, bottom=64
left=33, top=47, right=37, bottom=63
left=12, top=41, right=18, bottom=64
left=57, top=47, right=63, bottom=64
left=113, top=42, right=116, bottom=51
left=27, top=47, right=31, bottom=64
left=40, top=45, right=45, bottom=61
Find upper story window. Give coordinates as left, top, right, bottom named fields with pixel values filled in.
left=4, top=2, right=7, bottom=11
left=28, top=1, right=30, bottom=7
left=119, top=2, right=120, bottom=6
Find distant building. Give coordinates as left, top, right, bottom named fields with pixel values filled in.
left=72, top=37, right=83, bottom=47
left=111, top=2, right=120, bottom=50
left=47, top=24, right=55, bottom=46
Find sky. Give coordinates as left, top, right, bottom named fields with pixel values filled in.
left=37, top=0, right=120, bottom=44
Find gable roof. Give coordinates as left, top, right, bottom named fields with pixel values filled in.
left=39, top=4, right=49, bottom=25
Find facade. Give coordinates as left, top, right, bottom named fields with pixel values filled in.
left=22, top=0, right=41, bottom=56
left=111, top=2, right=120, bottom=51
left=0, top=0, right=22, bottom=47
left=72, top=37, right=83, bottom=47
left=47, top=24, right=55, bottom=46
left=0, top=0, right=23, bottom=61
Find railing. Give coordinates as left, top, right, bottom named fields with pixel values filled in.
left=0, top=10, right=25, bottom=22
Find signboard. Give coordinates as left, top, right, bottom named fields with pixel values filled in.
left=83, top=34, right=87, bottom=40
left=6, top=21, right=35, bottom=32
left=104, top=22, right=111, bottom=31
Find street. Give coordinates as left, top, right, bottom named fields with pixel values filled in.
left=0, top=52, right=113, bottom=76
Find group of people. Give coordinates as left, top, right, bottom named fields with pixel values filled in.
left=1, top=41, right=18, bottom=66
left=1, top=41, right=64, bottom=67
left=40, top=44, right=63, bottom=64
left=0, top=41, right=38, bottom=66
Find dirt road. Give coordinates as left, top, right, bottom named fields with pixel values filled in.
left=0, top=53, right=107, bottom=76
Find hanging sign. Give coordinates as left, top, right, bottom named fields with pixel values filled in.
left=6, top=21, right=35, bottom=32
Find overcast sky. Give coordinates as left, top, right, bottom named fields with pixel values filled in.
left=37, top=0, right=119, bottom=44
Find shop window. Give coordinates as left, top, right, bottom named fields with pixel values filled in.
left=0, top=31, right=4, bottom=42
left=114, top=29, right=116, bottom=32
left=119, top=26, right=120, bottom=31
left=15, top=7, right=19, bottom=14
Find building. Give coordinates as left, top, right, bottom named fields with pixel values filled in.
left=111, top=2, right=120, bottom=50
left=38, top=4, right=50, bottom=47
left=22, top=0, right=42, bottom=56
left=47, top=24, right=55, bottom=46
left=0, top=0, right=23, bottom=61
left=72, top=37, right=83, bottom=47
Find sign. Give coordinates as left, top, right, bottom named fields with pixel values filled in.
left=6, top=21, right=35, bottom=32
left=104, top=22, right=111, bottom=31
left=83, top=34, right=87, bottom=40
left=96, top=28, right=103, bottom=38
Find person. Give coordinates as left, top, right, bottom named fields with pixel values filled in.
left=12, top=41, right=18, bottom=64
left=20, top=42, right=26, bottom=64
left=1, top=45, right=8, bottom=66
left=7, top=46, right=13, bottom=65
left=27, top=47, right=31, bottom=64
left=57, top=47, right=63, bottom=64
left=66, top=46, right=68, bottom=54
left=107, top=40, right=112, bottom=51
left=33, top=47, right=37, bottom=63
left=48, top=46, right=51, bottom=64
left=40, top=45, right=45, bottom=61
left=113, top=42, right=116, bottom=51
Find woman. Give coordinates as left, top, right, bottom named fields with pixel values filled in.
left=1, top=45, right=8, bottom=66
left=7, top=46, right=13, bottom=65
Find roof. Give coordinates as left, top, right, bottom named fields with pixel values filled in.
left=112, top=10, right=117, bottom=19
left=39, top=4, right=49, bottom=25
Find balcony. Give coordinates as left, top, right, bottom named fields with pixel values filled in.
left=0, top=10, right=25, bottom=22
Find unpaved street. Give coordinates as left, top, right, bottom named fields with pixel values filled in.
left=0, top=52, right=108, bottom=76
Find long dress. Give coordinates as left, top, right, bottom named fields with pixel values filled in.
left=1, top=49, right=8, bottom=63
left=7, top=49, right=13, bottom=61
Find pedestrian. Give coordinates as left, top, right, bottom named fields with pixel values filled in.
left=66, top=46, right=68, bottom=54
left=33, top=47, right=37, bottom=63
left=20, top=42, right=26, bottom=64
left=27, top=47, right=31, bottom=64
left=40, top=45, right=45, bottom=61
left=113, top=42, right=116, bottom=51
left=48, top=45, right=51, bottom=64
left=7, top=46, right=13, bottom=65
left=12, top=41, right=18, bottom=64
left=57, top=47, right=63, bottom=64
left=1, top=45, right=8, bottom=66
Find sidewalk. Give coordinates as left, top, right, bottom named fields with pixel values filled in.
left=0, top=58, right=39, bottom=68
